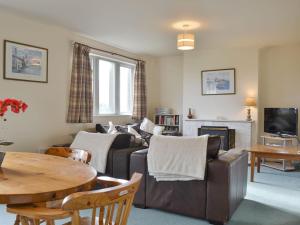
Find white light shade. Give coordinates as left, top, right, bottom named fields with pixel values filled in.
left=177, top=33, right=195, bottom=50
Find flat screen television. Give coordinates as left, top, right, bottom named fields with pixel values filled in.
left=264, top=108, right=298, bottom=136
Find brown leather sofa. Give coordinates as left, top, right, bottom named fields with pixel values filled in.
left=53, top=133, right=147, bottom=180
left=129, top=136, right=248, bottom=225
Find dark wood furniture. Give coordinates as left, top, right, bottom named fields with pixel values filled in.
left=249, top=144, right=300, bottom=182
left=7, top=173, right=142, bottom=225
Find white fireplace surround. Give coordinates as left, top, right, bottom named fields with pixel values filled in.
left=183, top=119, right=255, bottom=149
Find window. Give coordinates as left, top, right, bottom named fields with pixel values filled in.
left=91, top=55, right=135, bottom=116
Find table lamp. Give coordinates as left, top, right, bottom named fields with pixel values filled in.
left=244, top=97, right=256, bottom=121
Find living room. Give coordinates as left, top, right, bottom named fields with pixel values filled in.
left=0, top=1, right=300, bottom=225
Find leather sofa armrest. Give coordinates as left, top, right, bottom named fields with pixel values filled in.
left=206, top=149, right=248, bottom=224
left=130, top=149, right=148, bottom=208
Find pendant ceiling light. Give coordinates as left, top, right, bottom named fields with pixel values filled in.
left=177, top=24, right=195, bottom=50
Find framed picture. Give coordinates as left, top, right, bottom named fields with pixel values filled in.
left=201, top=68, right=235, bottom=95
left=3, top=40, right=48, bottom=83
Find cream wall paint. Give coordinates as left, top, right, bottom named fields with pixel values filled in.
left=183, top=48, right=259, bottom=121
left=258, top=44, right=300, bottom=139
left=157, top=55, right=183, bottom=114
left=0, top=10, right=158, bottom=151
left=144, top=57, right=160, bottom=118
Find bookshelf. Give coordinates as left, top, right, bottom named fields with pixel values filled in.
left=154, top=114, right=182, bottom=136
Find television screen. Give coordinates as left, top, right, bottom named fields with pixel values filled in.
left=264, top=108, right=298, bottom=136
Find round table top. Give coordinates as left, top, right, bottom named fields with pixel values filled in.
left=0, top=152, right=97, bottom=204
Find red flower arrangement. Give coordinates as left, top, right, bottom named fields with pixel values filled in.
left=0, top=98, right=28, bottom=117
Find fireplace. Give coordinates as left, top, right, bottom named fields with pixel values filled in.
left=198, top=126, right=235, bottom=150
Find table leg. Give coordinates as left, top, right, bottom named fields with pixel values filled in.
left=250, top=152, right=256, bottom=182
left=14, top=215, right=20, bottom=225
left=19, top=216, right=30, bottom=225
left=257, top=157, right=261, bottom=173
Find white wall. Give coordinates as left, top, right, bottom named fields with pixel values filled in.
left=0, top=10, right=158, bottom=151
left=157, top=55, right=183, bottom=114
left=183, top=48, right=259, bottom=121
left=258, top=44, right=300, bottom=139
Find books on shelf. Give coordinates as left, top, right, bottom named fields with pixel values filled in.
left=154, top=114, right=181, bottom=135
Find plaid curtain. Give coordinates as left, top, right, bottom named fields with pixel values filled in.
left=67, top=43, right=93, bottom=123
left=132, top=61, right=147, bottom=121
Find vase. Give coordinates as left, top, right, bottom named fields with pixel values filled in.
left=0, top=118, right=13, bottom=149
left=187, top=108, right=193, bottom=119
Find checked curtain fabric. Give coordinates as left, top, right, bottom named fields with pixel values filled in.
left=67, top=43, right=93, bottom=123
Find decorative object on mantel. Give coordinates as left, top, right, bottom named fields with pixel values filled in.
left=187, top=108, right=193, bottom=119
left=244, top=97, right=256, bottom=121
left=4, top=40, right=48, bottom=83
left=201, top=68, right=236, bottom=95
left=0, top=98, right=28, bottom=147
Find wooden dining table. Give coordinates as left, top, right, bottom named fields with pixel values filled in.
left=0, top=152, right=97, bottom=205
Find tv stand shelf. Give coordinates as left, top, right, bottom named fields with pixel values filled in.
left=261, top=135, right=296, bottom=171
left=261, top=136, right=294, bottom=146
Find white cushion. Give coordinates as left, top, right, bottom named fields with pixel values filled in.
left=140, top=118, right=156, bottom=134
left=107, top=121, right=117, bottom=134
left=70, top=131, right=117, bottom=173
left=128, top=126, right=142, bottom=138
left=153, top=125, right=165, bottom=135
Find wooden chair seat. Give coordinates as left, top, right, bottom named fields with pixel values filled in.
left=7, top=173, right=142, bottom=225
left=7, top=204, right=72, bottom=220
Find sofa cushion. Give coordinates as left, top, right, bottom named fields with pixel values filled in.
left=95, top=124, right=107, bottom=133
left=140, top=118, right=156, bottom=134
left=146, top=175, right=207, bottom=218
left=153, top=125, right=165, bottom=135
left=206, top=135, right=221, bottom=159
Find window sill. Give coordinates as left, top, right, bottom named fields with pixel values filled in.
left=93, top=114, right=132, bottom=118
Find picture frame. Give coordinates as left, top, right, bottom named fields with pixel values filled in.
left=201, top=68, right=236, bottom=95
left=3, top=40, right=48, bottom=83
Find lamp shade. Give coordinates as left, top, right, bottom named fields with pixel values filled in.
left=244, top=97, right=256, bottom=107
left=177, top=33, right=195, bottom=50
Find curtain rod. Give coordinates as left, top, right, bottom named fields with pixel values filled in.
left=73, top=42, right=145, bottom=63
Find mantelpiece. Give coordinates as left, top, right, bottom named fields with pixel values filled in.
left=183, top=119, right=255, bottom=149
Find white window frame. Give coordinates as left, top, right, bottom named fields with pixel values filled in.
left=91, top=54, right=135, bottom=116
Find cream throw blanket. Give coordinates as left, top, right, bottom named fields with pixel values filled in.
left=147, top=135, right=209, bottom=181
left=70, top=131, right=117, bottom=173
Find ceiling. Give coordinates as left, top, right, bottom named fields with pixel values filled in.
left=1, top=0, right=300, bottom=56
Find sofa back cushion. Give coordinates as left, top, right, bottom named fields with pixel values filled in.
left=207, top=136, right=221, bottom=159
left=96, top=124, right=107, bottom=133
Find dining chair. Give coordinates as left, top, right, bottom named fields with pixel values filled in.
left=45, top=147, right=92, bottom=164
left=7, top=173, right=142, bottom=225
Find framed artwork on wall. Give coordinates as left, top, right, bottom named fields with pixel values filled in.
left=3, top=40, right=48, bottom=83
left=201, top=68, right=235, bottom=95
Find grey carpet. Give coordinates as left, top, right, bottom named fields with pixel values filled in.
left=1, top=166, right=300, bottom=225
